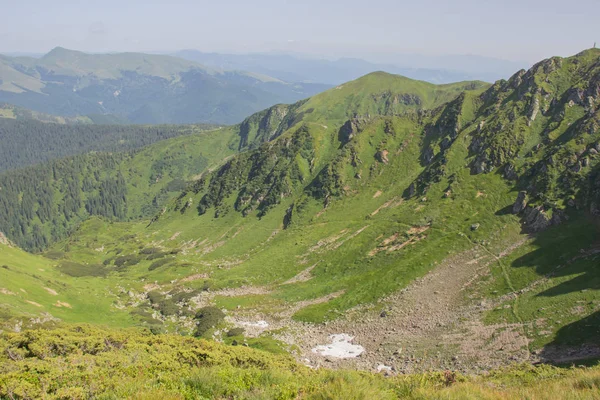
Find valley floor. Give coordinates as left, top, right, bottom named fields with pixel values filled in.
left=213, top=234, right=600, bottom=373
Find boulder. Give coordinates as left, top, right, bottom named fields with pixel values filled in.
left=376, top=150, right=389, bottom=164
left=523, top=206, right=552, bottom=232
left=503, top=163, right=518, bottom=180
left=512, top=191, right=528, bottom=214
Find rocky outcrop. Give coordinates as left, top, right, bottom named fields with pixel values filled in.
left=512, top=191, right=528, bottom=214
left=527, top=95, right=540, bottom=126
left=503, top=163, right=518, bottom=180
left=522, top=206, right=552, bottom=232
left=283, top=204, right=294, bottom=229
left=421, top=147, right=434, bottom=165
left=566, top=88, right=586, bottom=106
left=375, top=150, right=389, bottom=164
left=338, top=115, right=371, bottom=144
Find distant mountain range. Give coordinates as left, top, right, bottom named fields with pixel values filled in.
left=0, top=47, right=330, bottom=124
left=172, top=50, right=527, bottom=85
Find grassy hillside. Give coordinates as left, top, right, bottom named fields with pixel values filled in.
left=0, top=48, right=331, bottom=124
left=1, top=50, right=599, bottom=377
left=0, top=102, right=98, bottom=123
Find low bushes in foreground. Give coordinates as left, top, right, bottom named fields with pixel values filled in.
left=0, top=325, right=599, bottom=399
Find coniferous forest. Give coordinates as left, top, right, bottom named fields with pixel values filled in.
left=0, top=118, right=219, bottom=171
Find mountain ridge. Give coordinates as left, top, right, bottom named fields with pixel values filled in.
left=0, top=47, right=331, bottom=124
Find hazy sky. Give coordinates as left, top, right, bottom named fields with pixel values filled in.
left=1, top=0, right=598, bottom=62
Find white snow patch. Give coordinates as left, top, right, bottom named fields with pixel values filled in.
left=241, top=320, right=269, bottom=328
left=377, top=364, right=392, bottom=372
left=312, top=333, right=365, bottom=359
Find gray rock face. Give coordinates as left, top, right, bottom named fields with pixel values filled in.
left=338, top=115, right=370, bottom=144
left=522, top=206, right=552, bottom=232
left=440, top=137, right=452, bottom=151
left=422, top=147, right=434, bottom=165
left=471, top=158, right=488, bottom=175
left=406, top=182, right=416, bottom=198
left=503, top=163, right=518, bottom=180
left=567, top=87, right=585, bottom=106
left=512, top=191, right=528, bottom=214
left=528, top=95, right=540, bottom=126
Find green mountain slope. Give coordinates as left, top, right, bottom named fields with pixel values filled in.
left=0, top=75, right=487, bottom=252
left=0, top=125, right=240, bottom=251
left=1, top=50, right=600, bottom=374
left=0, top=48, right=331, bottom=124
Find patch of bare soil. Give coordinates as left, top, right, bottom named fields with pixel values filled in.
left=44, top=287, right=58, bottom=296
left=283, top=263, right=318, bottom=285
left=370, top=197, right=403, bottom=216
left=368, top=225, right=429, bottom=256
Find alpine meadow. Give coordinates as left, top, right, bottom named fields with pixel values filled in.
left=1, top=3, right=600, bottom=398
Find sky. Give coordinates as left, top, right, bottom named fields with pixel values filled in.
left=1, top=0, right=598, bottom=63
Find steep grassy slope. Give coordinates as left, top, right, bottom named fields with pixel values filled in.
left=0, top=48, right=330, bottom=124
left=0, top=242, right=132, bottom=327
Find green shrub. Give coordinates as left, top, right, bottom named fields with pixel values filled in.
left=157, top=299, right=178, bottom=316
left=147, top=291, right=164, bottom=304
left=194, top=306, right=226, bottom=337
left=166, top=179, right=188, bottom=192
left=226, top=328, right=245, bottom=337
left=43, top=250, right=64, bottom=260
left=139, top=247, right=162, bottom=255
left=58, top=261, right=107, bottom=277
left=148, top=258, right=172, bottom=271
left=146, top=252, right=169, bottom=260
left=114, top=254, right=142, bottom=268
left=170, top=289, right=201, bottom=304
